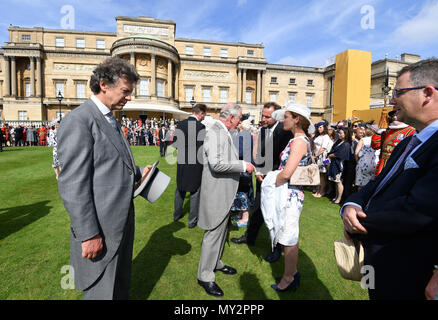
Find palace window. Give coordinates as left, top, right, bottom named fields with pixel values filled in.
left=139, top=79, right=149, bottom=96
left=25, top=82, right=31, bottom=97
left=306, top=94, right=313, bottom=107
left=55, top=82, right=65, bottom=97
left=288, top=92, right=296, bottom=103
left=202, top=88, right=211, bottom=103
left=203, top=47, right=211, bottom=57
left=270, top=92, right=277, bottom=102
left=185, top=45, right=194, bottom=55
left=55, top=37, right=65, bottom=47
left=22, top=34, right=31, bottom=41
left=76, top=38, right=85, bottom=48
left=185, top=87, right=194, bottom=102
left=247, top=49, right=254, bottom=56
left=270, top=77, right=277, bottom=83
left=18, top=110, right=27, bottom=121
left=220, top=89, right=228, bottom=103
left=245, top=91, right=253, bottom=104
left=289, top=78, right=296, bottom=84
left=76, top=82, right=86, bottom=99
left=96, top=39, right=105, bottom=49
left=220, top=48, right=228, bottom=58
left=157, top=80, right=164, bottom=97
left=307, top=79, right=314, bottom=86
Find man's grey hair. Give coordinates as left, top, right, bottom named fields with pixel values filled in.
left=398, top=58, right=438, bottom=87
left=90, top=57, right=140, bottom=94
left=219, top=103, right=241, bottom=120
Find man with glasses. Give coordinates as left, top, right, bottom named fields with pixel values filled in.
left=341, top=58, right=438, bottom=300
left=231, top=102, right=293, bottom=263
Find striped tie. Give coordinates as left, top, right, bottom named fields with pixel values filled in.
left=106, top=113, right=120, bottom=133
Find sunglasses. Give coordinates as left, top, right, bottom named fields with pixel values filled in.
left=392, top=86, right=438, bottom=99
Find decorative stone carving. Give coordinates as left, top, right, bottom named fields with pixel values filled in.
left=53, top=63, right=97, bottom=73
left=184, top=70, right=229, bottom=81
left=123, top=24, right=169, bottom=37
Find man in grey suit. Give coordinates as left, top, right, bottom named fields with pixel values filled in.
left=57, top=57, right=151, bottom=300
left=197, top=103, right=255, bottom=297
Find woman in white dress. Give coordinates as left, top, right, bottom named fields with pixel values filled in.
left=268, top=102, right=315, bottom=292
left=312, top=121, right=333, bottom=197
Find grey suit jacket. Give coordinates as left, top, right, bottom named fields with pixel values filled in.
left=198, top=121, right=244, bottom=230
left=57, top=98, right=142, bottom=291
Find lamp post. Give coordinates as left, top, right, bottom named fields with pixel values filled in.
left=379, top=68, right=392, bottom=129
left=57, top=90, right=64, bottom=121
left=381, top=68, right=391, bottom=108
left=190, top=96, right=196, bottom=108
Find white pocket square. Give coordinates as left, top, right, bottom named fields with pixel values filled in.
left=404, top=157, right=419, bottom=170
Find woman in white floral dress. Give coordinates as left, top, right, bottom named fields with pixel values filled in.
left=270, top=102, right=314, bottom=292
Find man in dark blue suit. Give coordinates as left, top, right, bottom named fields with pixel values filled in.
left=342, top=58, right=438, bottom=300
left=231, top=102, right=293, bottom=263
left=172, top=104, right=206, bottom=228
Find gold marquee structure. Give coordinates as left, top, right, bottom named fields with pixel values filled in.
left=0, top=16, right=421, bottom=125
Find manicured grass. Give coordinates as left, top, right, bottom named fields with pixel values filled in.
left=0, top=146, right=368, bottom=300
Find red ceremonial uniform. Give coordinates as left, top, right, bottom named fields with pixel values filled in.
left=371, top=124, right=415, bottom=176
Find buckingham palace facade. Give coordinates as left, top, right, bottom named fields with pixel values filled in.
left=0, top=16, right=420, bottom=124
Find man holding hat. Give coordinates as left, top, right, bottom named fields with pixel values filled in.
left=57, top=57, right=153, bottom=300
left=342, top=58, right=438, bottom=299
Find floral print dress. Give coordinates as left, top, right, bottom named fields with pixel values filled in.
left=276, top=136, right=311, bottom=246
left=355, top=136, right=377, bottom=187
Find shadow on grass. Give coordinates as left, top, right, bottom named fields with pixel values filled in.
left=130, top=221, right=191, bottom=299
left=244, top=226, right=333, bottom=300
left=239, top=272, right=268, bottom=300
left=0, top=200, right=52, bottom=241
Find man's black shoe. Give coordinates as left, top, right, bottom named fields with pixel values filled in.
left=230, top=234, right=255, bottom=246
left=214, top=265, right=237, bottom=275
left=188, top=222, right=197, bottom=229
left=197, top=280, right=224, bottom=297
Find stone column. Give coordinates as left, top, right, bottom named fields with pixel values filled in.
left=4, top=56, right=10, bottom=96
left=36, top=57, right=42, bottom=97
left=150, top=54, right=156, bottom=96
left=130, top=52, right=136, bottom=96
left=11, top=56, right=17, bottom=97
left=242, top=69, right=247, bottom=103
left=175, top=64, right=179, bottom=100
left=30, top=57, right=35, bottom=97
left=261, top=71, right=265, bottom=104
left=168, top=59, right=173, bottom=98
left=257, top=70, right=261, bottom=104
left=237, top=69, right=242, bottom=103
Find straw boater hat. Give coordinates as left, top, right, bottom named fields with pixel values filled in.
left=133, top=160, right=170, bottom=202
left=272, top=101, right=315, bottom=134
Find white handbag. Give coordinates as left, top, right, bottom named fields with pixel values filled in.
left=289, top=156, right=320, bottom=186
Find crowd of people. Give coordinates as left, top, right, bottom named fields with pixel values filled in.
left=119, top=117, right=176, bottom=147
left=1, top=123, right=58, bottom=149
left=9, top=56, right=438, bottom=301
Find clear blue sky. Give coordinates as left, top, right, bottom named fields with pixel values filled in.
left=1, top=0, right=437, bottom=67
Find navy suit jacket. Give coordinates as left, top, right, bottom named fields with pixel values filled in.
left=347, top=132, right=438, bottom=299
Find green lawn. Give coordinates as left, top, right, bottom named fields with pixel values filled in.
left=0, top=146, right=368, bottom=300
